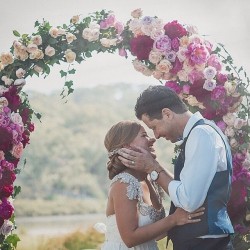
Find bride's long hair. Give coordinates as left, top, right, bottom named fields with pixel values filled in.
left=104, top=120, right=141, bottom=179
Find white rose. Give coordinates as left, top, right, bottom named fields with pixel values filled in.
left=14, top=46, right=29, bottom=61
left=32, top=35, right=42, bottom=45
left=224, top=126, right=235, bottom=137
left=156, top=59, right=172, bottom=73
left=27, top=43, right=38, bottom=53
left=89, top=22, right=100, bottom=30
left=82, top=28, right=92, bottom=40
left=11, top=112, right=23, bottom=126
left=16, top=68, right=26, bottom=78
left=186, top=25, right=199, bottom=35
left=29, top=49, right=44, bottom=60
left=0, top=220, right=13, bottom=236
left=141, top=67, right=152, bottom=76
left=128, top=19, right=142, bottom=33
left=223, top=113, right=237, bottom=126
left=234, top=118, right=247, bottom=130
left=177, top=47, right=188, bottom=62
left=132, top=60, right=145, bottom=72
left=203, top=66, right=216, bottom=80
left=177, top=70, right=189, bottom=82
left=153, top=70, right=163, bottom=80
left=34, top=65, right=43, bottom=73
left=1, top=76, right=13, bottom=86
left=0, top=97, right=8, bottom=107
left=14, top=78, right=26, bottom=86
left=0, top=86, right=8, bottom=95
left=45, top=45, right=55, bottom=57
left=189, top=34, right=204, bottom=44
left=65, top=49, right=76, bottom=63
left=224, top=80, right=237, bottom=95
left=49, top=27, right=59, bottom=38
left=131, top=8, right=143, bottom=18
left=150, top=29, right=164, bottom=40
left=179, top=36, right=189, bottom=47
left=149, top=50, right=162, bottom=64
left=66, top=33, right=76, bottom=44
left=185, top=95, right=205, bottom=109
left=203, top=79, right=216, bottom=91
left=230, top=138, right=238, bottom=148
left=141, top=24, right=153, bottom=36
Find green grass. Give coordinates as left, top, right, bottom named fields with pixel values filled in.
left=16, top=227, right=173, bottom=250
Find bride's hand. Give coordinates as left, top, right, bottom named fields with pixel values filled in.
left=173, top=207, right=205, bottom=226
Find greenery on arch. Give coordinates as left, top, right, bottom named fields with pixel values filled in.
left=0, top=8, right=249, bottom=249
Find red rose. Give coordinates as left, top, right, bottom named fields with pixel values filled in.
left=0, top=198, right=14, bottom=220
left=164, top=20, right=187, bottom=39
left=3, top=86, right=21, bottom=112
left=0, top=185, right=13, bottom=198
left=0, top=169, right=16, bottom=186
left=0, top=127, right=13, bottom=152
left=130, top=35, right=154, bottom=60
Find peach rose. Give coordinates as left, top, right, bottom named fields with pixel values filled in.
left=71, top=15, right=80, bottom=24
left=131, top=8, right=143, bottom=18
left=32, top=35, right=42, bottom=45
left=0, top=52, right=14, bottom=66
left=66, top=33, right=77, bottom=44
left=34, top=65, right=43, bottom=73
left=156, top=59, right=172, bottom=73
left=16, top=68, right=26, bottom=78
left=45, top=45, right=56, bottom=57
left=12, top=142, right=23, bottom=158
left=49, top=27, right=59, bottom=38
left=65, top=49, right=76, bottom=63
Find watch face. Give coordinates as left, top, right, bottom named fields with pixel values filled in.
left=150, top=170, right=158, bottom=181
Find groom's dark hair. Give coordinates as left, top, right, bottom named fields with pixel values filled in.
left=135, top=85, right=188, bottom=120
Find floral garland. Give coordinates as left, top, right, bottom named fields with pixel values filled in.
left=0, top=8, right=249, bottom=249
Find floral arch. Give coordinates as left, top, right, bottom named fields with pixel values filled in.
left=0, top=9, right=249, bottom=249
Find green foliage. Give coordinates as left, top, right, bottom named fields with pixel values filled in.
left=15, top=83, right=173, bottom=216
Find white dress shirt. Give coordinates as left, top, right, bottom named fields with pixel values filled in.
left=168, top=112, right=228, bottom=212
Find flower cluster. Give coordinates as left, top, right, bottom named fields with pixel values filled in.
left=121, top=9, right=250, bottom=234
left=0, top=8, right=249, bottom=249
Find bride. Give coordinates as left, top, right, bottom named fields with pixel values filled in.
left=98, top=120, right=204, bottom=249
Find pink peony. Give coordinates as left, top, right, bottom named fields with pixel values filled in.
left=211, top=85, right=226, bottom=101
left=186, top=43, right=209, bottom=66
left=165, top=81, right=182, bottom=94
left=130, top=35, right=154, bottom=60
left=164, top=20, right=187, bottom=39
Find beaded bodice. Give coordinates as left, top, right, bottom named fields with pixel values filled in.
left=110, top=172, right=165, bottom=222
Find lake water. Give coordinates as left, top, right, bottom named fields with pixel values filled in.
left=15, top=213, right=106, bottom=236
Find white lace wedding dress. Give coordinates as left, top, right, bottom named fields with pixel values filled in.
left=99, top=172, right=165, bottom=250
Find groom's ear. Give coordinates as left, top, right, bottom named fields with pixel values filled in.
left=162, top=108, right=173, bottom=120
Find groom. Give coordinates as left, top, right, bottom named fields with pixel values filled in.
left=118, top=85, right=234, bottom=250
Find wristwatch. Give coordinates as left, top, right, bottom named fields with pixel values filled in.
left=150, top=170, right=163, bottom=181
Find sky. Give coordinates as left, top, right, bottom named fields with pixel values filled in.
left=1, top=0, right=250, bottom=94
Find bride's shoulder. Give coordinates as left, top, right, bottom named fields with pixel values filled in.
left=110, top=172, right=142, bottom=201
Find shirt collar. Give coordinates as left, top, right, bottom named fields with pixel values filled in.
left=175, top=112, right=204, bottom=146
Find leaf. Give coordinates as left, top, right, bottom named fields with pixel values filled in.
left=13, top=186, right=22, bottom=198
left=6, top=234, right=20, bottom=248
left=60, top=70, right=68, bottom=77
left=68, top=69, right=76, bottom=74
left=13, top=30, right=20, bottom=37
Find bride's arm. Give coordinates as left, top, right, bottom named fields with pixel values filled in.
left=111, top=181, right=203, bottom=248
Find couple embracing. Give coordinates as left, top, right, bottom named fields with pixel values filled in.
left=99, top=85, right=234, bottom=250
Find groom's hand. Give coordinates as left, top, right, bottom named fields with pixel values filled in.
left=118, top=146, right=157, bottom=174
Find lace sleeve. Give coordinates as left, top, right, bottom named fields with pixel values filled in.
left=110, top=173, right=143, bottom=201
